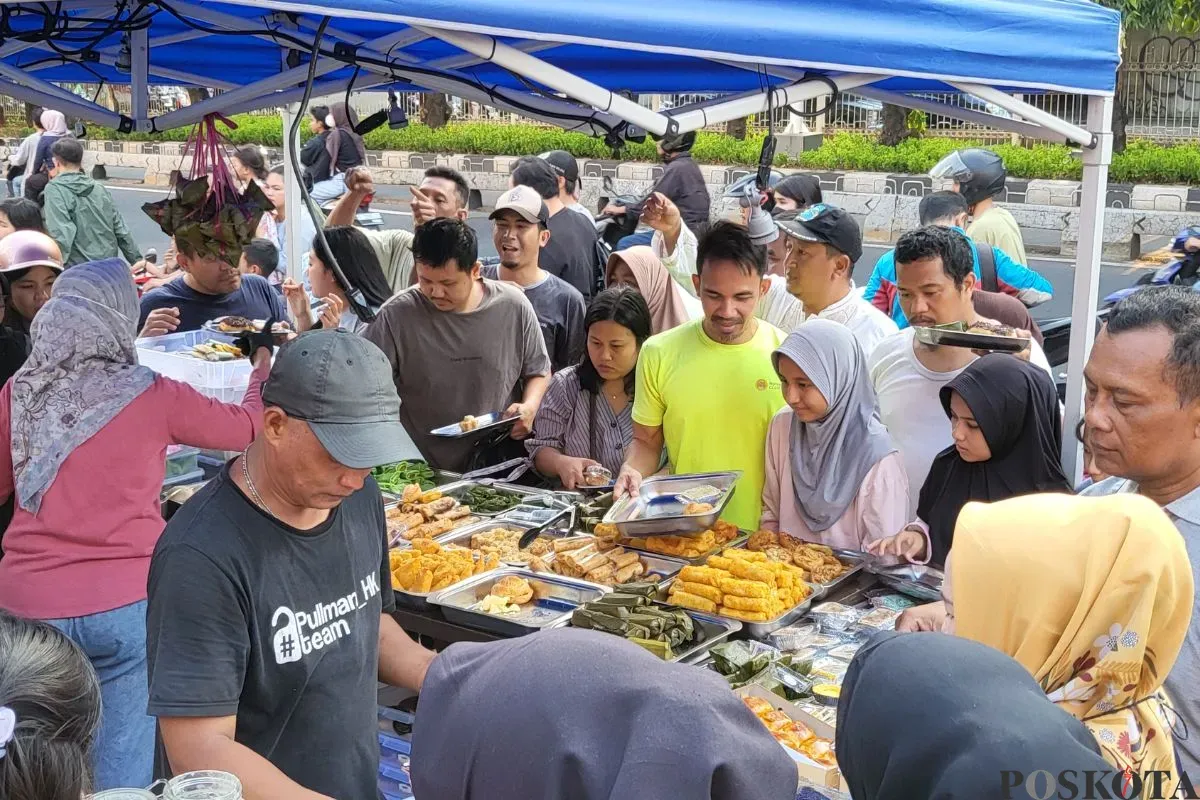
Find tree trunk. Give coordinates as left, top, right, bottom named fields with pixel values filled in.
left=24, top=103, right=38, bottom=126
left=1112, top=68, right=1129, bottom=154
left=725, top=117, right=748, bottom=140
left=185, top=87, right=210, bottom=106
left=420, top=94, right=452, bottom=129
left=879, top=103, right=910, bottom=146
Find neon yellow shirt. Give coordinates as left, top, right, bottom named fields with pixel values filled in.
left=633, top=318, right=787, bottom=531
left=968, top=206, right=1027, bottom=266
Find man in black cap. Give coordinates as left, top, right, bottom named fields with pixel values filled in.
left=540, top=149, right=592, bottom=222
left=146, top=330, right=435, bottom=800
left=604, top=131, right=711, bottom=250
left=510, top=156, right=600, bottom=299
left=777, top=203, right=898, bottom=356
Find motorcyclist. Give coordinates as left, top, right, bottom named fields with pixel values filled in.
left=603, top=131, right=710, bottom=249
left=929, top=148, right=1027, bottom=265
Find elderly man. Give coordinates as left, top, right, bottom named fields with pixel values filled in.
left=1078, top=285, right=1200, bottom=779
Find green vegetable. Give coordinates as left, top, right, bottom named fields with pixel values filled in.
left=460, top=486, right=522, bottom=514
left=372, top=461, right=436, bottom=493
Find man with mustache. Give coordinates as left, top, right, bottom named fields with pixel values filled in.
left=614, top=221, right=786, bottom=531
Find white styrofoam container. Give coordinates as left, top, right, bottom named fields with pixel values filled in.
left=136, top=329, right=252, bottom=401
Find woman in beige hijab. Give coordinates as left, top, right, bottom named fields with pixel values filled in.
left=606, top=246, right=700, bottom=334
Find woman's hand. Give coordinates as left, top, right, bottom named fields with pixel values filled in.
left=316, top=293, right=344, bottom=330
left=866, top=527, right=928, bottom=562
left=282, top=278, right=314, bottom=331
left=896, top=600, right=948, bottom=633
left=554, top=456, right=602, bottom=491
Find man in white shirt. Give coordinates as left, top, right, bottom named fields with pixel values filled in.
left=776, top=204, right=898, bottom=355
left=868, top=225, right=1052, bottom=510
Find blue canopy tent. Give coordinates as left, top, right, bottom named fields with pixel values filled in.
left=0, top=0, right=1121, bottom=474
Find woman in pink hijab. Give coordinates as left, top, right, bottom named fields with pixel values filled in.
left=605, top=246, right=700, bottom=335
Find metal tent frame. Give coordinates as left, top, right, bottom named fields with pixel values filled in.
left=0, top=0, right=1119, bottom=476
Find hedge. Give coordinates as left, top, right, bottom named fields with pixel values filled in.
left=8, top=114, right=1200, bottom=184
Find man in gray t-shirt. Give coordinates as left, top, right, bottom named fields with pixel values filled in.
left=1079, top=286, right=1200, bottom=778
left=364, top=218, right=551, bottom=472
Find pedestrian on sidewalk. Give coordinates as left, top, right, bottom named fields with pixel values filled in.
left=42, top=138, right=140, bottom=267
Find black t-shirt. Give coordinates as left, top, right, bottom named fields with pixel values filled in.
left=481, top=265, right=585, bottom=372
left=138, top=274, right=289, bottom=333
left=541, top=208, right=599, bottom=300
left=146, top=465, right=395, bottom=800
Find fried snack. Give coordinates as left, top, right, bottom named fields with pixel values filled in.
left=667, top=589, right=718, bottom=614
left=682, top=501, right=714, bottom=515
left=407, top=518, right=456, bottom=541
left=747, top=530, right=779, bottom=551
left=418, top=489, right=444, bottom=504
left=614, top=563, right=643, bottom=583
left=713, top=520, right=740, bottom=543
left=528, top=556, right=551, bottom=573
left=706, top=555, right=734, bottom=572
left=593, top=523, right=620, bottom=541
left=460, top=415, right=479, bottom=431
left=400, top=484, right=423, bottom=504
left=802, top=738, right=837, bottom=767
left=718, top=607, right=769, bottom=622
left=673, top=580, right=722, bottom=603
left=721, top=594, right=772, bottom=613
left=678, top=566, right=724, bottom=587
left=762, top=546, right=793, bottom=565
left=476, top=594, right=520, bottom=615
left=718, top=577, right=771, bottom=599
left=742, top=696, right=774, bottom=716
left=390, top=541, right=479, bottom=592
left=492, top=575, right=534, bottom=604
left=724, top=549, right=768, bottom=563
left=728, top=558, right=777, bottom=587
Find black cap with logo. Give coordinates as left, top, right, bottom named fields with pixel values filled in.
left=776, top=203, right=863, bottom=263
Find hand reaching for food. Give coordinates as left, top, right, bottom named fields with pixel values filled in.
left=866, top=527, right=928, bottom=563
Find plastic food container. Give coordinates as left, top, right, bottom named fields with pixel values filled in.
left=165, top=445, right=200, bottom=479
left=163, top=771, right=242, bottom=800
left=162, top=468, right=205, bottom=490
left=137, top=329, right=253, bottom=402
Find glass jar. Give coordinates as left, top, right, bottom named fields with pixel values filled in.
left=162, top=771, right=243, bottom=800
left=89, top=791, right=158, bottom=800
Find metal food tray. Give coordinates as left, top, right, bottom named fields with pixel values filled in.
left=437, top=481, right=544, bottom=518
left=671, top=609, right=742, bottom=663
left=913, top=325, right=1030, bottom=353
left=809, top=548, right=868, bottom=599
left=871, top=563, right=945, bottom=602
left=429, top=568, right=611, bottom=637
left=390, top=543, right=484, bottom=611
left=654, top=574, right=817, bottom=638
left=432, top=519, right=569, bottom=566
left=430, top=411, right=518, bottom=438
left=619, top=533, right=750, bottom=566
left=602, top=472, right=741, bottom=537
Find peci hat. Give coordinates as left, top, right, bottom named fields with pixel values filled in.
left=776, top=203, right=863, bottom=263
left=262, top=330, right=421, bottom=468
left=490, top=185, right=550, bottom=227
left=0, top=230, right=65, bottom=274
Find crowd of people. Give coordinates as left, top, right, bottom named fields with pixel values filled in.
left=0, top=100, right=1195, bottom=800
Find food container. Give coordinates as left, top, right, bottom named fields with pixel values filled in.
left=430, top=411, right=517, bottom=438
left=165, top=445, right=200, bottom=479
left=438, top=480, right=546, bottom=517
left=429, top=568, right=610, bottom=637
left=738, top=685, right=843, bottom=792
left=602, top=472, right=741, bottom=537
left=655, top=578, right=816, bottom=638
left=433, top=519, right=568, bottom=565
left=670, top=609, right=742, bottom=663
left=390, top=547, right=486, bottom=611
left=871, top=563, right=945, bottom=602
left=913, top=324, right=1030, bottom=353
left=136, top=329, right=253, bottom=403
left=809, top=548, right=867, bottom=599
left=620, top=533, right=750, bottom=566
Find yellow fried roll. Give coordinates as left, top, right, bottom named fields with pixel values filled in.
left=673, top=580, right=723, bottom=603
left=718, top=576, right=770, bottom=599
left=724, top=549, right=768, bottom=562
left=728, top=558, right=777, bottom=587
left=678, top=566, right=724, bottom=588
left=722, top=594, right=772, bottom=613
left=668, top=590, right=718, bottom=614
left=719, top=606, right=770, bottom=622
left=707, top=555, right=735, bottom=572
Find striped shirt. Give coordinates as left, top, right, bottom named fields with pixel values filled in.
left=525, top=366, right=633, bottom=476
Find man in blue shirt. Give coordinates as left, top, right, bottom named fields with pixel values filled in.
left=863, top=191, right=1053, bottom=328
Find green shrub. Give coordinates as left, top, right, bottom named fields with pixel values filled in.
left=9, top=114, right=1200, bottom=184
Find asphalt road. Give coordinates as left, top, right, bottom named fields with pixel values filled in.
left=105, top=180, right=1142, bottom=325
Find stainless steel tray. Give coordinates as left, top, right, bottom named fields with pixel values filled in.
left=619, top=533, right=750, bottom=566
left=433, top=519, right=567, bottom=566
left=913, top=325, right=1030, bottom=353
left=429, top=568, right=610, bottom=636
left=602, top=472, right=741, bottom=537
left=430, top=411, right=517, bottom=438
left=871, top=563, right=945, bottom=602
left=810, top=548, right=868, bottom=599
left=390, top=544, right=484, bottom=611
left=654, top=575, right=817, bottom=638
left=671, top=609, right=742, bottom=663
left=436, top=481, right=543, bottom=518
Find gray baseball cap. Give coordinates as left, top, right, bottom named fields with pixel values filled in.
left=262, top=330, right=421, bottom=468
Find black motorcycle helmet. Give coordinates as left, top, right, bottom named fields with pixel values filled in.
left=658, top=130, right=696, bottom=155
left=929, top=148, right=1006, bottom=206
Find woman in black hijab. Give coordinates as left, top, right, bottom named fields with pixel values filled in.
left=411, top=628, right=798, bottom=800
left=872, top=354, right=1070, bottom=566
left=837, top=632, right=1118, bottom=800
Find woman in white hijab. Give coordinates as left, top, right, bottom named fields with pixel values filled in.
left=761, top=319, right=911, bottom=549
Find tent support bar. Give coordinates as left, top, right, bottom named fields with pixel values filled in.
left=1061, top=94, right=1113, bottom=479
left=131, top=25, right=149, bottom=130
left=100, top=29, right=208, bottom=54
left=0, top=59, right=105, bottom=110
left=281, top=103, right=305, bottom=283
left=855, top=87, right=1068, bottom=144
left=0, top=77, right=123, bottom=127
left=414, top=24, right=672, bottom=136
left=20, top=40, right=238, bottom=90
left=669, top=74, right=879, bottom=132
left=429, top=40, right=563, bottom=71
left=216, top=74, right=391, bottom=118
left=950, top=82, right=1095, bottom=147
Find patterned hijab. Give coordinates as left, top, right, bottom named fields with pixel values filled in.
left=772, top=320, right=897, bottom=531
left=10, top=258, right=156, bottom=513
left=952, top=493, right=1193, bottom=777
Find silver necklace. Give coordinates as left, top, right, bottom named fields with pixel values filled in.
left=240, top=447, right=274, bottom=518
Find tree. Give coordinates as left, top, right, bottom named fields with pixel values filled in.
left=878, top=103, right=912, bottom=146
left=725, top=116, right=748, bottom=140
left=420, top=93, right=452, bottom=129
left=1099, top=0, right=1200, bottom=152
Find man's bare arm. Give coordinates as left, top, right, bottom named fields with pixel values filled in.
left=378, top=614, right=436, bottom=691
left=327, top=167, right=372, bottom=227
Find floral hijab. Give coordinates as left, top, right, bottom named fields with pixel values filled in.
left=952, top=493, right=1193, bottom=777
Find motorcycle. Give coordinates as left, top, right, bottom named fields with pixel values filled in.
left=594, top=175, right=644, bottom=255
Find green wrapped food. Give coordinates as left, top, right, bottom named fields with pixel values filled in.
left=592, top=593, right=649, bottom=609
left=754, top=664, right=814, bottom=702
left=629, top=637, right=674, bottom=660
left=666, top=626, right=690, bottom=649
left=626, top=613, right=667, bottom=638
left=625, top=622, right=651, bottom=640
left=614, top=582, right=660, bottom=600
left=710, top=641, right=778, bottom=684
left=571, top=608, right=629, bottom=634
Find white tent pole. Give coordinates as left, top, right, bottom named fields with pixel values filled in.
left=0, top=77, right=123, bottom=127
left=130, top=26, right=150, bottom=131
left=99, top=29, right=208, bottom=54
left=949, top=82, right=1096, bottom=147
left=428, top=40, right=564, bottom=71
left=669, top=74, right=878, bottom=131
left=414, top=24, right=671, bottom=136
left=1061, top=94, right=1113, bottom=480
left=280, top=103, right=305, bottom=284
left=855, top=87, right=1068, bottom=144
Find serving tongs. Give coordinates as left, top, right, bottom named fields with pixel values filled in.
left=517, top=506, right=574, bottom=549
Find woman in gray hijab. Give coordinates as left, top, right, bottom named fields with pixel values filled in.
left=761, top=320, right=911, bottom=550
left=411, top=628, right=798, bottom=800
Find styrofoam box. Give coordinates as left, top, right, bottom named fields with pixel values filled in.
left=136, top=329, right=252, bottom=401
